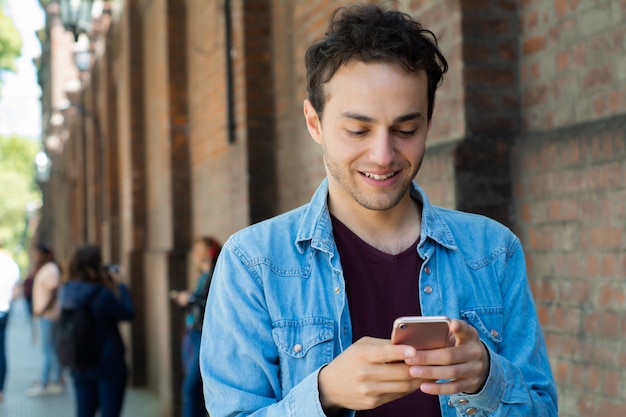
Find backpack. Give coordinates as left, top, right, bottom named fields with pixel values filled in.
left=55, top=290, right=102, bottom=371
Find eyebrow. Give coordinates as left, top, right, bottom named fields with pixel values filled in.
left=340, top=111, right=424, bottom=124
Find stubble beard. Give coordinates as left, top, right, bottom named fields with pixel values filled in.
left=323, top=149, right=424, bottom=212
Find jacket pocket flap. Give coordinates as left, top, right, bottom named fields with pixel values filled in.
left=272, top=318, right=334, bottom=359
left=460, top=306, right=503, bottom=344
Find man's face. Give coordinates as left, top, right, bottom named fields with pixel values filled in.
left=304, top=61, right=431, bottom=214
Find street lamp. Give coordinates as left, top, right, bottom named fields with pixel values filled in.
left=73, top=33, right=92, bottom=72
left=35, top=150, right=52, bottom=183
left=59, top=0, right=94, bottom=41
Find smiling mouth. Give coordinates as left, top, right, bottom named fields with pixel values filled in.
left=362, top=171, right=397, bottom=180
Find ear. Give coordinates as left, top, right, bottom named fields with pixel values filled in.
left=303, top=99, right=323, bottom=145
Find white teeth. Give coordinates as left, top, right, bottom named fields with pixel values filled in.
left=364, top=172, right=394, bottom=180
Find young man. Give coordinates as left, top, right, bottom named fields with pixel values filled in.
left=200, top=4, right=557, bottom=417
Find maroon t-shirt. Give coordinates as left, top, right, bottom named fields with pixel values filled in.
left=331, top=215, right=442, bottom=417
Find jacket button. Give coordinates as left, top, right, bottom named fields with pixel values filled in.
left=459, top=399, right=469, bottom=404
left=293, top=344, right=303, bottom=353
left=466, top=407, right=477, bottom=415
left=334, top=286, right=341, bottom=294
left=424, top=265, right=431, bottom=274
left=447, top=400, right=454, bottom=407
left=423, top=285, right=433, bottom=294
left=491, top=329, right=499, bottom=338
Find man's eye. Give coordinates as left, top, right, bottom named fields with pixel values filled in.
left=397, top=129, right=417, bottom=137
left=347, top=130, right=368, bottom=137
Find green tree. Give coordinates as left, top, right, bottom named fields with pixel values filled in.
left=0, top=3, right=23, bottom=91
left=0, top=135, right=40, bottom=273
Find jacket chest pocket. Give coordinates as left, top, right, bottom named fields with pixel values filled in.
left=272, top=317, right=335, bottom=391
left=460, top=306, right=503, bottom=351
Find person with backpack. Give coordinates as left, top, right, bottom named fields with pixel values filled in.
left=57, top=245, right=133, bottom=417
left=169, top=236, right=221, bottom=417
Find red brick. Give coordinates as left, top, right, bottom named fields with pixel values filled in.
left=593, top=94, right=608, bottom=115
left=588, top=366, right=602, bottom=391
left=528, top=227, right=554, bottom=250
left=599, top=284, right=626, bottom=306
left=608, top=91, right=624, bottom=112
left=554, top=360, right=569, bottom=384
left=561, top=280, right=590, bottom=304
left=590, top=224, right=623, bottom=249
left=554, top=0, right=569, bottom=17
left=585, top=254, right=600, bottom=276
left=560, top=140, right=581, bottom=165
left=604, top=369, right=622, bottom=396
left=525, top=9, right=539, bottom=30
left=556, top=49, right=569, bottom=72
left=572, top=43, right=586, bottom=66
left=554, top=253, right=582, bottom=278
left=601, top=254, right=619, bottom=278
left=577, top=394, right=595, bottom=416
left=523, top=35, right=547, bottom=55
left=602, top=310, right=620, bottom=337
left=583, top=311, right=600, bottom=334
left=581, top=65, right=613, bottom=92
left=597, top=399, right=626, bottom=416
left=523, top=85, right=548, bottom=107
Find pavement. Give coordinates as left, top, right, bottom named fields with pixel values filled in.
left=0, top=297, right=163, bottom=417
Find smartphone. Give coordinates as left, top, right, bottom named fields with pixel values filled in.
left=391, top=316, right=450, bottom=350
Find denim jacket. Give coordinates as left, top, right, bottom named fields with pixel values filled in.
left=200, top=179, right=557, bottom=417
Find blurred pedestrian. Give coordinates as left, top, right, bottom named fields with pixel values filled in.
left=27, top=243, right=64, bottom=397
left=170, top=236, right=221, bottom=417
left=22, top=265, right=37, bottom=342
left=0, top=240, right=21, bottom=402
left=58, top=245, right=134, bottom=417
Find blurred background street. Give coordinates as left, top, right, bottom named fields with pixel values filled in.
left=0, top=297, right=160, bottom=417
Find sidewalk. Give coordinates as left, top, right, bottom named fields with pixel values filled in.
left=0, top=297, right=163, bottom=416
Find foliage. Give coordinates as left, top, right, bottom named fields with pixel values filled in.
left=0, top=135, right=41, bottom=274
left=0, top=4, right=23, bottom=91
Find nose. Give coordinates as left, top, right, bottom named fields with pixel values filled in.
left=368, top=131, right=395, bottom=166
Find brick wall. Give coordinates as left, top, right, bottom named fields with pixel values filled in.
left=43, top=1, right=626, bottom=416
left=514, top=1, right=626, bottom=415
left=519, top=0, right=626, bottom=130
left=187, top=0, right=250, bottom=239
left=513, top=116, right=626, bottom=416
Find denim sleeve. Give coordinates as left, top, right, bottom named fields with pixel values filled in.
left=200, top=243, right=333, bottom=417
left=446, top=240, right=558, bottom=417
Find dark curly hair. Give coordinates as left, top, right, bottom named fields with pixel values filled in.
left=305, top=4, right=448, bottom=120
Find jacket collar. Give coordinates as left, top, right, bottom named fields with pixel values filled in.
left=295, top=178, right=458, bottom=253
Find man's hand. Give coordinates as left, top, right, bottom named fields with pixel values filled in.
left=318, top=337, right=424, bottom=415
left=405, top=319, right=490, bottom=395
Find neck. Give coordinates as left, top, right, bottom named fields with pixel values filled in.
left=329, top=193, right=422, bottom=255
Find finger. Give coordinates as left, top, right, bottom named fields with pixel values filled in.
left=449, top=320, right=476, bottom=346
left=354, top=337, right=417, bottom=364
left=419, top=373, right=485, bottom=396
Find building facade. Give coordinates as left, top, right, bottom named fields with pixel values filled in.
left=37, top=1, right=625, bottom=416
